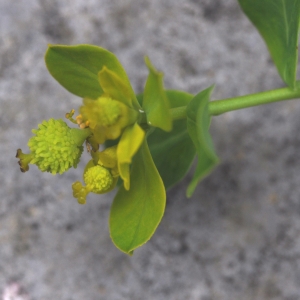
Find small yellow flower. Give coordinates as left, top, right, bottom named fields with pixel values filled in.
left=84, top=165, right=113, bottom=192
left=16, top=119, right=91, bottom=174
left=72, top=159, right=118, bottom=204
left=79, top=96, right=138, bottom=144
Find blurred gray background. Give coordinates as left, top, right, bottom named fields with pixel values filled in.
left=1, top=0, right=300, bottom=299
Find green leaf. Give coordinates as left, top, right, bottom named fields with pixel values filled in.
left=143, top=57, right=172, bottom=131
left=110, top=140, right=166, bottom=254
left=147, top=90, right=196, bottom=189
left=186, top=86, right=219, bottom=197
left=45, top=44, right=135, bottom=99
left=117, top=123, right=145, bottom=190
left=238, top=0, right=300, bottom=88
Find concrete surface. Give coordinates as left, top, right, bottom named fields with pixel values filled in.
left=1, top=0, right=300, bottom=299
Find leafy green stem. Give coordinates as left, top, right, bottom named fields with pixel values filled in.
left=169, top=82, right=300, bottom=119
left=209, top=83, right=300, bottom=115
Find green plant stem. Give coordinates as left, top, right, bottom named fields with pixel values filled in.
left=169, top=106, right=188, bottom=121
left=170, top=83, right=300, bottom=120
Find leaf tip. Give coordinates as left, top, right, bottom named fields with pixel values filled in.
left=186, top=185, right=194, bottom=198
left=98, top=65, right=108, bottom=74
left=144, top=55, right=150, bottom=66
left=124, top=180, right=130, bottom=191
left=144, top=56, right=163, bottom=77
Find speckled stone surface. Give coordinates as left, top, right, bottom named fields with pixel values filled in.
left=1, top=0, right=300, bottom=299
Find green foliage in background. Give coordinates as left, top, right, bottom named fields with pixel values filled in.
left=238, top=0, right=300, bottom=88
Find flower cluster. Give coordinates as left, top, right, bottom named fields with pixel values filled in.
left=17, top=44, right=174, bottom=254
left=17, top=48, right=147, bottom=204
